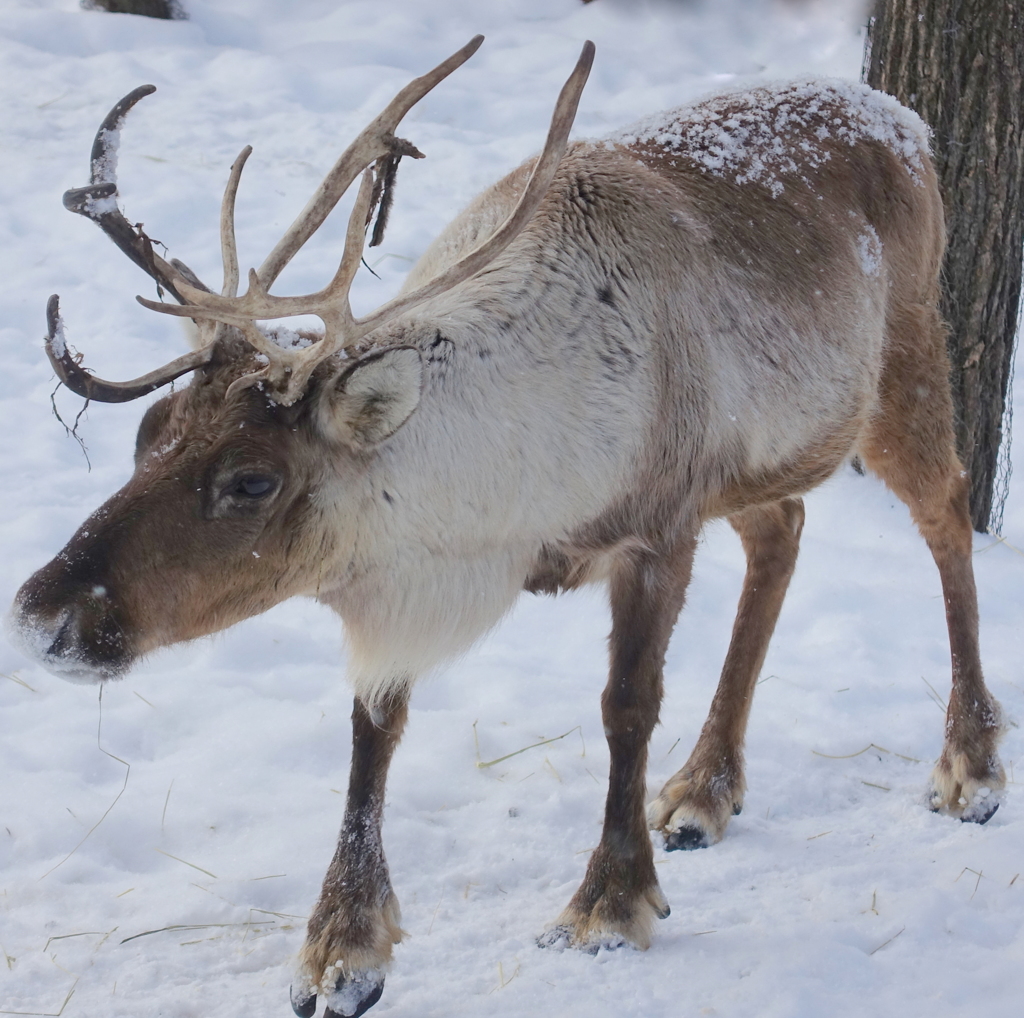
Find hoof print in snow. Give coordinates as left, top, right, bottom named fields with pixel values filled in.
left=664, top=825, right=710, bottom=851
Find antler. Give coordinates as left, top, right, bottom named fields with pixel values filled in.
left=46, top=84, right=243, bottom=402
left=140, top=38, right=596, bottom=405
left=46, top=38, right=595, bottom=407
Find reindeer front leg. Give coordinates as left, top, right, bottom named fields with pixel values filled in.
left=541, top=538, right=696, bottom=951
left=291, top=691, right=408, bottom=1018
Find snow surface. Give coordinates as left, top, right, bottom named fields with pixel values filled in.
left=1, top=2, right=1022, bottom=1017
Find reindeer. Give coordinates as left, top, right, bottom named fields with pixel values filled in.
left=12, top=35, right=1005, bottom=1018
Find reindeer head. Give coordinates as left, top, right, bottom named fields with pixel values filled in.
left=12, top=37, right=593, bottom=682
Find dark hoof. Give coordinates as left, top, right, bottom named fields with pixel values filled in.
left=930, top=788, right=1002, bottom=825
left=654, top=901, right=671, bottom=920
left=290, top=985, right=316, bottom=1018
left=732, top=803, right=743, bottom=816
left=962, top=800, right=999, bottom=825
left=664, top=825, right=709, bottom=851
left=324, top=973, right=385, bottom=1018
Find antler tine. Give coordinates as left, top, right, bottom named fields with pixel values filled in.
left=256, top=34, right=485, bottom=290
left=89, top=85, right=154, bottom=185
left=315, top=167, right=379, bottom=327
left=63, top=85, right=212, bottom=303
left=356, top=40, right=595, bottom=334
left=221, top=146, right=253, bottom=298
left=45, top=295, right=214, bottom=404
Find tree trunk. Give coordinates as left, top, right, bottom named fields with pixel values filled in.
left=864, top=0, right=1024, bottom=532
left=83, top=0, right=182, bottom=19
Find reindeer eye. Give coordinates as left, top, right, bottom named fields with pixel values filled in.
left=230, top=476, right=276, bottom=499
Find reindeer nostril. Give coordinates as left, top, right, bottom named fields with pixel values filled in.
left=46, top=610, right=76, bottom=658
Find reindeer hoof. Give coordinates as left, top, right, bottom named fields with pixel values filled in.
left=537, top=924, right=573, bottom=950
left=537, top=923, right=650, bottom=954
left=961, top=798, right=1000, bottom=825
left=663, top=825, right=709, bottom=851
left=963, top=802, right=999, bottom=825
left=292, top=970, right=385, bottom=1018
left=537, top=926, right=628, bottom=954
left=290, top=984, right=317, bottom=1017
left=929, top=783, right=1003, bottom=825
left=324, top=971, right=385, bottom=1018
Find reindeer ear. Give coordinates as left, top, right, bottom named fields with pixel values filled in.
left=318, top=347, right=422, bottom=449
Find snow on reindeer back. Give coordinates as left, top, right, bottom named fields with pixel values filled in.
left=609, top=78, right=931, bottom=197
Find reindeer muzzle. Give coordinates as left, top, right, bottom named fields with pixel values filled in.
left=11, top=567, right=132, bottom=683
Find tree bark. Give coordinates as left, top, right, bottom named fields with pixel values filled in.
left=864, top=0, right=1024, bottom=532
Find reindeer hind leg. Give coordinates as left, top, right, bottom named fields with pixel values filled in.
left=858, top=301, right=1005, bottom=823
left=648, top=497, right=805, bottom=849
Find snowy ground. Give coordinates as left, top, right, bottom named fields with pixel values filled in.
left=1, top=2, right=1022, bottom=1016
